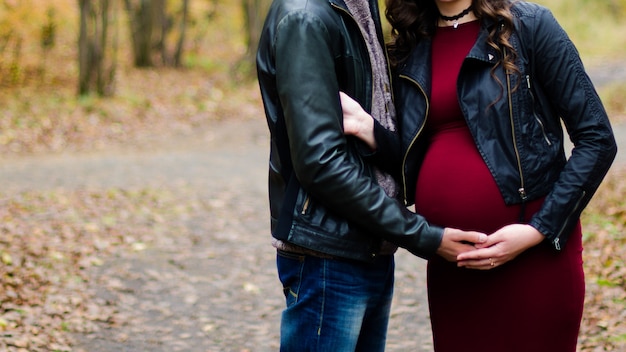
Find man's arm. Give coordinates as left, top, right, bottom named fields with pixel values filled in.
left=272, top=11, right=486, bottom=259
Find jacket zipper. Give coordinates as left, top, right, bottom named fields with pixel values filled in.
left=552, top=190, right=586, bottom=250
left=301, top=196, right=310, bottom=214
left=399, top=74, right=429, bottom=204
left=505, top=58, right=528, bottom=214
left=526, top=75, right=551, bottom=146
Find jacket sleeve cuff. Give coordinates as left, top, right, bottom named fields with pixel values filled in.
left=528, top=217, right=562, bottom=251
left=363, top=120, right=402, bottom=178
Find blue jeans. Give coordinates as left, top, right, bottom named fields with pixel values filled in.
left=276, top=250, right=395, bottom=352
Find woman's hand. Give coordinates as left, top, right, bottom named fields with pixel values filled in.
left=339, top=92, right=377, bottom=149
left=456, top=224, right=545, bottom=270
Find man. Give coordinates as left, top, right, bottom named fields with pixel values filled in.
left=256, top=0, right=486, bottom=350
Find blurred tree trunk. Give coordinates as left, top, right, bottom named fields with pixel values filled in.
left=171, top=0, right=189, bottom=67
left=78, top=0, right=118, bottom=96
left=123, top=0, right=157, bottom=67
left=238, top=0, right=271, bottom=78
left=39, top=8, right=57, bottom=82
left=123, top=0, right=189, bottom=68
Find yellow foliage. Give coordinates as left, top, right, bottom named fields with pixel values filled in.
left=0, top=0, right=77, bottom=84
left=0, top=0, right=75, bottom=41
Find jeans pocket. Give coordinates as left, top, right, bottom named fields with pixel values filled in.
left=276, top=250, right=304, bottom=307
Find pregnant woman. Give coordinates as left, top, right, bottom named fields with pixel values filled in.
left=340, top=0, right=617, bottom=350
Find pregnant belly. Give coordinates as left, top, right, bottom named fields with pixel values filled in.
left=414, top=125, right=522, bottom=233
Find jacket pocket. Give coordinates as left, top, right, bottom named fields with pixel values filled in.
left=294, top=189, right=351, bottom=236
left=525, top=75, right=553, bottom=145
left=520, top=75, right=560, bottom=160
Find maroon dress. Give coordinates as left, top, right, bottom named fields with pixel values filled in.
left=415, top=21, right=585, bottom=351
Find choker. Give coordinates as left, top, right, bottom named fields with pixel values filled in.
left=440, top=5, right=473, bottom=29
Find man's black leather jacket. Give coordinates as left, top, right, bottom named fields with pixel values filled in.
left=256, top=0, right=444, bottom=261
left=381, top=2, right=617, bottom=251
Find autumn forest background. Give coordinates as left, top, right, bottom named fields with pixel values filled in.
left=1, top=0, right=626, bottom=351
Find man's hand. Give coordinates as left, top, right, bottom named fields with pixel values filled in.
left=456, top=224, right=544, bottom=269
left=436, top=228, right=487, bottom=262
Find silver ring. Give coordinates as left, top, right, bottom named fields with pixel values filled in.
left=489, top=258, right=495, bottom=267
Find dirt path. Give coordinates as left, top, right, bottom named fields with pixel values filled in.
left=1, top=63, right=625, bottom=351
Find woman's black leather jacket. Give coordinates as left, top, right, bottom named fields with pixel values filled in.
left=256, top=0, right=444, bottom=261
left=381, top=2, right=617, bottom=251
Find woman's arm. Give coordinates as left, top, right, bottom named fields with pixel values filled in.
left=523, top=7, right=616, bottom=250
left=340, top=92, right=403, bottom=178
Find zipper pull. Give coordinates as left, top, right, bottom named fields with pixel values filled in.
left=518, top=187, right=528, bottom=201
left=553, top=237, right=561, bottom=251
left=526, top=75, right=531, bottom=89
left=517, top=188, right=528, bottom=223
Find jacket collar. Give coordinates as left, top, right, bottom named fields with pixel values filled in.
left=329, top=0, right=386, bottom=48
left=397, top=17, right=502, bottom=89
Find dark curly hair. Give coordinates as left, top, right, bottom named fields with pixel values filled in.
left=385, top=0, right=520, bottom=87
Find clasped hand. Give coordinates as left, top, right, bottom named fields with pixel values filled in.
left=452, top=224, right=544, bottom=270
